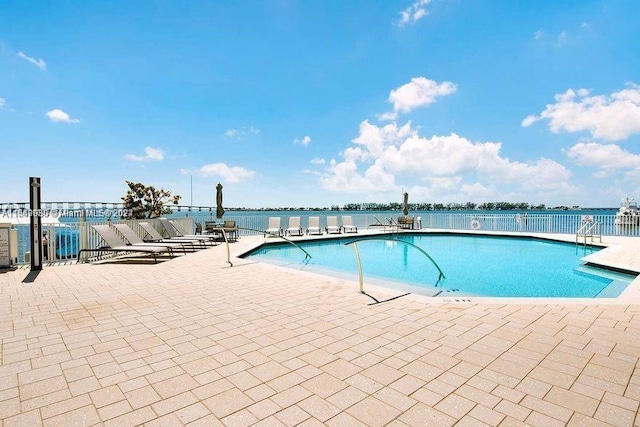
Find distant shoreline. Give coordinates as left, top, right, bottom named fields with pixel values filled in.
left=220, top=207, right=618, bottom=212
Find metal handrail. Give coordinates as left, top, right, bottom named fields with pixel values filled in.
left=344, top=237, right=445, bottom=302
left=576, top=221, right=602, bottom=246
left=233, top=226, right=312, bottom=266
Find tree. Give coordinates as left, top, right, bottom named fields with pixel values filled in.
left=121, top=181, right=181, bottom=219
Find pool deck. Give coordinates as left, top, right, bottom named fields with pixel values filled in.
left=1, top=230, right=640, bottom=426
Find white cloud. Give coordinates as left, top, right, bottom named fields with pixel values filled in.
left=45, top=109, right=79, bottom=123
left=534, top=30, right=544, bottom=40
left=18, top=51, right=46, bottom=70
left=565, top=142, right=640, bottom=178
left=294, top=135, right=311, bottom=146
left=321, top=120, right=575, bottom=200
left=557, top=31, right=568, bottom=46
left=310, top=157, right=325, bottom=165
left=522, top=84, right=640, bottom=141
left=0, top=98, right=15, bottom=112
left=124, top=147, right=165, bottom=162
left=183, top=163, right=255, bottom=183
left=225, top=126, right=260, bottom=140
left=380, top=77, right=457, bottom=120
left=397, top=0, right=432, bottom=27
left=353, top=120, right=417, bottom=159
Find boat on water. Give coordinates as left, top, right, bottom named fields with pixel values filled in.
left=614, top=197, right=640, bottom=226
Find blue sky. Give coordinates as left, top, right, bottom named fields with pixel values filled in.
left=1, top=0, right=639, bottom=209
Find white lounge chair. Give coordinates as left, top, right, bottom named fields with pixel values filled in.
left=78, top=224, right=175, bottom=263
left=286, top=216, right=303, bottom=236
left=341, top=216, right=358, bottom=233
left=306, top=216, right=323, bottom=235
left=159, top=218, right=216, bottom=244
left=139, top=222, right=207, bottom=248
left=113, top=223, right=192, bottom=254
left=265, top=217, right=282, bottom=237
left=326, top=216, right=341, bottom=234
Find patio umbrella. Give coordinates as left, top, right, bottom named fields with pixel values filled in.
left=403, top=192, right=409, bottom=216
left=216, top=183, right=225, bottom=219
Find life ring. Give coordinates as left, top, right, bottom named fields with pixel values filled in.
left=470, top=219, right=481, bottom=230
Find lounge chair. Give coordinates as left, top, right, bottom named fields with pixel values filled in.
left=159, top=218, right=216, bottom=244
left=169, top=219, right=202, bottom=237
left=265, top=217, right=282, bottom=237
left=325, top=216, right=341, bottom=234
left=341, top=216, right=358, bottom=233
left=286, top=216, right=303, bottom=236
left=306, top=216, right=323, bottom=235
left=78, top=224, right=175, bottom=263
left=113, top=223, right=192, bottom=254
left=172, top=219, right=224, bottom=243
left=139, top=222, right=207, bottom=248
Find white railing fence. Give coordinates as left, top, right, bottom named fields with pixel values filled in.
left=12, top=212, right=638, bottom=265
left=216, top=213, right=637, bottom=237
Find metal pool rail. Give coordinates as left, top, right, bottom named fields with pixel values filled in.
left=344, top=237, right=446, bottom=304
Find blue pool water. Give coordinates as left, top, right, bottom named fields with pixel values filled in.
left=244, top=234, right=636, bottom=298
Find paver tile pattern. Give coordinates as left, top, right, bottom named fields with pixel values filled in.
left=1, top=239, right=640, bottom=426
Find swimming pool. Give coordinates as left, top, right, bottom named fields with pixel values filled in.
left=244, top=234, right=636, bottom=298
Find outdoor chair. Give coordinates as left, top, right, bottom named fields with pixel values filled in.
left=306, top=216, right=323, bottom=235
left=78, top=224, right=175, bottom=263
left=265, top=217, right=282, bottom=237
left=139, top=221, right=208, bottom=248
left=341, top=216, right=358, bottom=233
left=326, top=216, right=341, bottom=234
left=286, top=216, right=303, bottom=236
left=159, top=218, right=217, bottom=245
left=222, top=220, right=239, bottom=241
left=113, top=223, right=192, bottom=254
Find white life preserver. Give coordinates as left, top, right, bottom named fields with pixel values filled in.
left=470, top=219, right=481, bottom=230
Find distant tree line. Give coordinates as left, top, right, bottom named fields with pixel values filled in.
left=227, top=202, right=580, bottom=212
left=339, top=202, right=551, bottom=211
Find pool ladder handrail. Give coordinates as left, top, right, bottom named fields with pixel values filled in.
left=225, top=226, right=312, bottom=267
left=575, top=221, right=602, bottom=246
left=344, top=237, right=445, bottom=300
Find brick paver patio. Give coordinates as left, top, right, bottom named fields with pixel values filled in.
left=1, top=233, right=640, bottom=426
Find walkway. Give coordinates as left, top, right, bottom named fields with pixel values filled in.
left=1, top=233, right=639, bottom=426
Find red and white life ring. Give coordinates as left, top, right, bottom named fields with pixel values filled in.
left=470, top=219, right=481, bottom=230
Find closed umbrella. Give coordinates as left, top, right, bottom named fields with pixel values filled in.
left=403, top=192, right=409, bottom=216
left=216, top=183, right=225, bottom=219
